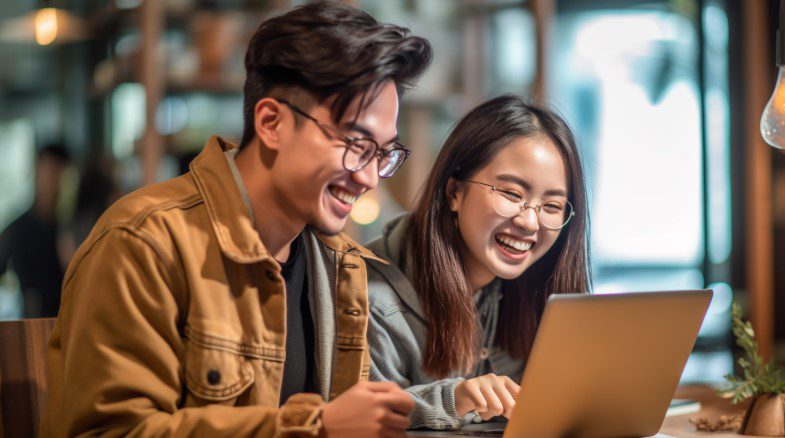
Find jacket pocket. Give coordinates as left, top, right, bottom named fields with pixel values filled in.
left=184, top=329, right=255, bottom=404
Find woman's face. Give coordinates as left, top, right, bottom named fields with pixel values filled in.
left=449, top=135, right=570, bottom=290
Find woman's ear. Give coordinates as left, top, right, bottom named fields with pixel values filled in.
left=253, top=98, right=285, bottom=151
left=446, top=177, right=464, bottom=212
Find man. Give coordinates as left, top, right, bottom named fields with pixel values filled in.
left=43, top=3, right=432, bottom=437
left=0, top=144, right=70, bottom=318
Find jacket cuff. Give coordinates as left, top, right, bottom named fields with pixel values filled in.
left=275, top=393, right=325, bottom=437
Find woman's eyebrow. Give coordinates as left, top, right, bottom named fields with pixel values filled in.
left=496, top=173, right=568, bottom=197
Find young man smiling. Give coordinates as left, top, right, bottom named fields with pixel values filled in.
left=42, top=3, right=431, bottom=437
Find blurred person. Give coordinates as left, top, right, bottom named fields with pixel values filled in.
left=0, top=143, right=71, bottom=318
left=70, top=158, right=119, bottom=247
left=43, top=3, right=432, bottom=438
left=365, top=95, right=592, bottom=429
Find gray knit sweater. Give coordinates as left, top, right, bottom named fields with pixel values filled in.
left=365, top=214, right=525, bottom=430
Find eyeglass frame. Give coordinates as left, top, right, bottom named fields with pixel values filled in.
left=277, top=99, right=411, bottom=178
left=464, top=179, right=576, bottom=230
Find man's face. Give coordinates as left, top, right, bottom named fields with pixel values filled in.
left=35, top=155, right=68, bottom=212
left=271, top=81, right=400, bottom=235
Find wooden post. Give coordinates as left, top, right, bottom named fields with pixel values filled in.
left=463, top=0, right=487, bottom=107
left=531, top=0, right=554, bottom=99
left=140, top=0, right=164, bottom=186
left=742, top=0, right=775, bottom=360
left=403, top=105, right=434, bottom=207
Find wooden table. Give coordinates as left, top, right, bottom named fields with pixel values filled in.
left=658, top=384, right=752, bottom=437
left=410, top=384, right=758, bottom=437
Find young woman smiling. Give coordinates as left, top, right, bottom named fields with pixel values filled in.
left=366, top=94, right=591, bottom=429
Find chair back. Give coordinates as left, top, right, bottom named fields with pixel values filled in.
left=0, top=318, right=56, bottom=438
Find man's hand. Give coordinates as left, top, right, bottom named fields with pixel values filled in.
left=321, top=381, right=414, bottom=437
left=454, top=373, right=520, bottom=420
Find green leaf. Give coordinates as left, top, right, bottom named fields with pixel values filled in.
left=723, top=302, right=785, bottom=401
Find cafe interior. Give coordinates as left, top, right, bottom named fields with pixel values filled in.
left=0, top=0, right=784, bottom=436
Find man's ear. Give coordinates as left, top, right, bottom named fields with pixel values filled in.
left=446, top=177, right=464, bottom=212
left=253, top=98, right=286, bottom=151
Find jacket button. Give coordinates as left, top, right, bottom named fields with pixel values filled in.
left=207, top=370, right=221, bottom=385
left=343, top=308, right=361, bottom=316
left=265, top=270, right=277, bottom=281
left=479, top=348, right=490, bottom=360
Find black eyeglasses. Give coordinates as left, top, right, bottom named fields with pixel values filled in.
left=278, top=100, right=411, bottom=178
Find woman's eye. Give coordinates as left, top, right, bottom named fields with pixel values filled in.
left=543, top=203, right=564, bottom=213
left=499, top=190, right=522, bottom=202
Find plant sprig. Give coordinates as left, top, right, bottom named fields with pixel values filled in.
left=722, top=303, right=785, bottom=404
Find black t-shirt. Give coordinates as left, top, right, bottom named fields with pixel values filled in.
left=0, top=209, right=64, bottom=317
left=278, top=233, right=316, bottom=404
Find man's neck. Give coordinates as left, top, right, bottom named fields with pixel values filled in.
left=235, top=145, right=305, bottom=263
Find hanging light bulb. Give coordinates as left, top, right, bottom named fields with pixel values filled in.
left=34, top=8, right=58, bottom=45
left=761, top=0, right=785, bottom=149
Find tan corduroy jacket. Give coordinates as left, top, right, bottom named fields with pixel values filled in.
left=42, top=136, right=386, bottom=437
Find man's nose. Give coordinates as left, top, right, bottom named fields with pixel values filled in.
left=351, top=158, right=380, bottom=191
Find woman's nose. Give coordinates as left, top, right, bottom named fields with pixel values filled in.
left=512, top=206, right=540, bottom=232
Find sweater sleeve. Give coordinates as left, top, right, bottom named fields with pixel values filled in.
left=367, top=306, right=465, bottom=430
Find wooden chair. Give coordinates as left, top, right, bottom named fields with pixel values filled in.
left=0, top=318, right=56, bottom=438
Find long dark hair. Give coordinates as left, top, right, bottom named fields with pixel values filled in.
left=406, top=94, right=591, bottom=377
left=240, top=2, right=432, bottom=148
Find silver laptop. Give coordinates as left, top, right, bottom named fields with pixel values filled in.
left=466, top=289, right=712, bottom=438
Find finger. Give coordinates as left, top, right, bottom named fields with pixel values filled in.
left=364, top=381, right=402, bottom=393
left=492, top=383, right=517, bottom=418
left=377, top=391, right=415, bottom=414
left=502, top=376, right=521, bottom=397
left=479, top=385, right=504, bottom=420
left=464, top=382, right=488, bottom=414
left=380, top=409, right=410, bottom=430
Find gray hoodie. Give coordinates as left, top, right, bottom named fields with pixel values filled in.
left=365, top=214, right=525, bottom=430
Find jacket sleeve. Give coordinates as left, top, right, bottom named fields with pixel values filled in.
left=367, top=306, right=464, bottom=430
left=44, top=228, right=322, bottom=438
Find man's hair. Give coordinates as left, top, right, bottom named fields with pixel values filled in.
left=240, top=2, right=432, bottom=148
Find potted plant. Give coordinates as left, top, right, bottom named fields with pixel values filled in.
left=723, top=303, right=785, bottom=436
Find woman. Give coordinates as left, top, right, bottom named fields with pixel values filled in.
left=366, top=94, right=591, bottom=429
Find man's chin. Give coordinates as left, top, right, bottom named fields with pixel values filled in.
left=309, top=216, right=348, bottom=237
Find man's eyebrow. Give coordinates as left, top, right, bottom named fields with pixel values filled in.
left=497, top=174, right=568, bottom=197
left=340, top=121, right=400, bottom=146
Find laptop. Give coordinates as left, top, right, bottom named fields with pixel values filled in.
left=462, top=289, right=712, bottom=438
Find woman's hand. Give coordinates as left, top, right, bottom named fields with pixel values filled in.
left=454, top=373, right=520, bottom=420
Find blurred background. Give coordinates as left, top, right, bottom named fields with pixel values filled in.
left=0, top=0, right=782, bottom=384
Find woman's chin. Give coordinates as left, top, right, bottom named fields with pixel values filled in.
left=489, top=262, right=528, bottom=281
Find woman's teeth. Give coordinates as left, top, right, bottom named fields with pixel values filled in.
left=329, top=186, right=357, bottom=205
left=495, top=234, right=533, bottom=252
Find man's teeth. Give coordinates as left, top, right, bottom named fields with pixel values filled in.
left=330, top=187, right=357, bottom=205
left=497, top=235, right=532, bottom=251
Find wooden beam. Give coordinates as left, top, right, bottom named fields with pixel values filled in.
left=742, top=0, right=775, bottom=360
left=531, top=0, right=555, bottom=99
left=140, top=0, right=164, bottom=187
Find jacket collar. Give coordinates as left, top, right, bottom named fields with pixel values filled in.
left=368, top=214, right=427, bottom=319
left=370, top=213, right=502, bottom=318
left=190, top=135, right=386, bottom=265
left=315, top=231, right=388, bottom=265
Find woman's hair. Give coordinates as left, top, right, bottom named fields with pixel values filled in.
left=240, top=2, right=432, bottom=148
left=406, top=94, right=591, bottom=377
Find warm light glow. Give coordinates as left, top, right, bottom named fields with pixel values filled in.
left=761, top=66, right=785, bottom=149
left=35, top=8, right=58, bottom=46
left=350, top=194, right=381, bottom=225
